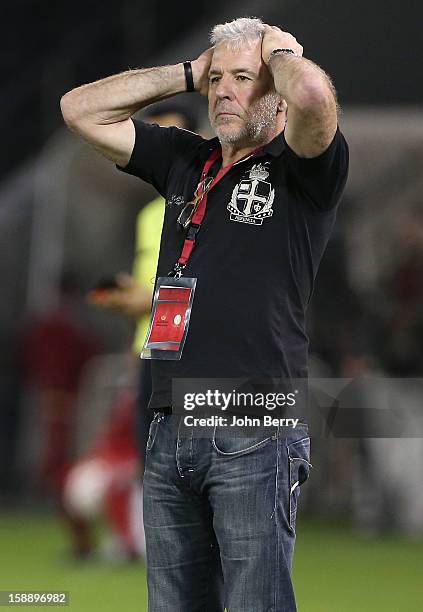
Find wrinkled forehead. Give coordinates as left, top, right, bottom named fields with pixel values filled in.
left=210, top=40, right=263, bottom=74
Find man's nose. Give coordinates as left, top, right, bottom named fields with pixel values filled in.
left=215, top=75, right=234, bottom=100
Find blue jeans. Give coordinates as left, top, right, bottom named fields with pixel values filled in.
left=136, top=360, right=153, bottom=470
left=143, top=413, right=311, bottom=611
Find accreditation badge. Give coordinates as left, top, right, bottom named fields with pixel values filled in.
left=141, top=276, right=197, bottom=360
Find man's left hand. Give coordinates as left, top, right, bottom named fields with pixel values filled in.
left=262, top=25, right=303, bottom=64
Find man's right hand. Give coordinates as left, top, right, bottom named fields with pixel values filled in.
left=191, top=48, right=214, bottom=96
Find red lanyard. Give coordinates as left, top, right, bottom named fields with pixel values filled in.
left=173, top=146, right=261, bottom=275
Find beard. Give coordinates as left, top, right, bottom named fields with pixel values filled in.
left=209, top=92, right=280, bottom=146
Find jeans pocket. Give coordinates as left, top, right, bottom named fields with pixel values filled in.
left=288, top=437, right=312, bottom=531
left=212, top=423, right=276, bottom=458
left=146, top=412, right=162, bottom=451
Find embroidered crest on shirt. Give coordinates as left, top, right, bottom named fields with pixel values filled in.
left=227, top=164, right=274, bottom=225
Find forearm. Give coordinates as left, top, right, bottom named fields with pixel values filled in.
left=61, top=63, right=186, bottom=126
left=268, top=53, right=336, bottom=111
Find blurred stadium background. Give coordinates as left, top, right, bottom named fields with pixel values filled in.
left=1, top=1, right=423, bottom=610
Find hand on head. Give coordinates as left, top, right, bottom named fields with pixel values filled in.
left=191, top=24, right=303, bottom=98
left=261, top=25, right=303, bottom=64
left=191, top=48, right=214, bottom=96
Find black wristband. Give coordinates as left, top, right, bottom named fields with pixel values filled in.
left=268, top=48, right=297, bottom=62
left=183, top=61, right=195, bottom=92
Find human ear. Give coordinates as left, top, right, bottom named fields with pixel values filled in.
left=277, top=98, right=287, bottom=114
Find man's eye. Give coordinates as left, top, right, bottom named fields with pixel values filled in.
left=210, top=76, right=220, bottom=83
left=236, top=75, right=249, bottom=81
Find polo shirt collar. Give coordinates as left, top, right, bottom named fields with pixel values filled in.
left=257, top=130, right=286, bottom=158
left=198, top=130, right=286, bottom=163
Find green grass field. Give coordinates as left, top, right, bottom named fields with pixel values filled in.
left=0, top=512, right=421, bottom=611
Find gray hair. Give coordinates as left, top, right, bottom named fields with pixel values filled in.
left=210, top=17, right=265, bottom=49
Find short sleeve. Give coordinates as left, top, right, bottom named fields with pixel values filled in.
left=117, top=119, right=203, bottom=197
left=282, top=127, right=349, bottom=211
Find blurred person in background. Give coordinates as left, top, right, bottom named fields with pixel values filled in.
left=60, top=17, right=348, bottom=611
left=63, top=390, right=141, bottom=561
left=377, top=205, right=423, bottom=376
left=351, top=205, right=423, bottom=537
left=20, top=272, right=101, bottom=558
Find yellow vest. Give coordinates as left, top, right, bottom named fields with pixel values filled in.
left=132, top=196, right=164, bottom=353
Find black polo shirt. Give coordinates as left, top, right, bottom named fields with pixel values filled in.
left=119, top=119, right=349, bottom=410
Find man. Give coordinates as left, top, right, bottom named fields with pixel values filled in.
left=21, top=273, right=100, bottom=559
left=61, top=17, right=348, bottom=611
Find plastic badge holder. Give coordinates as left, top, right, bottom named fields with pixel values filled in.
left=141, top=276, right=197, bottom=360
